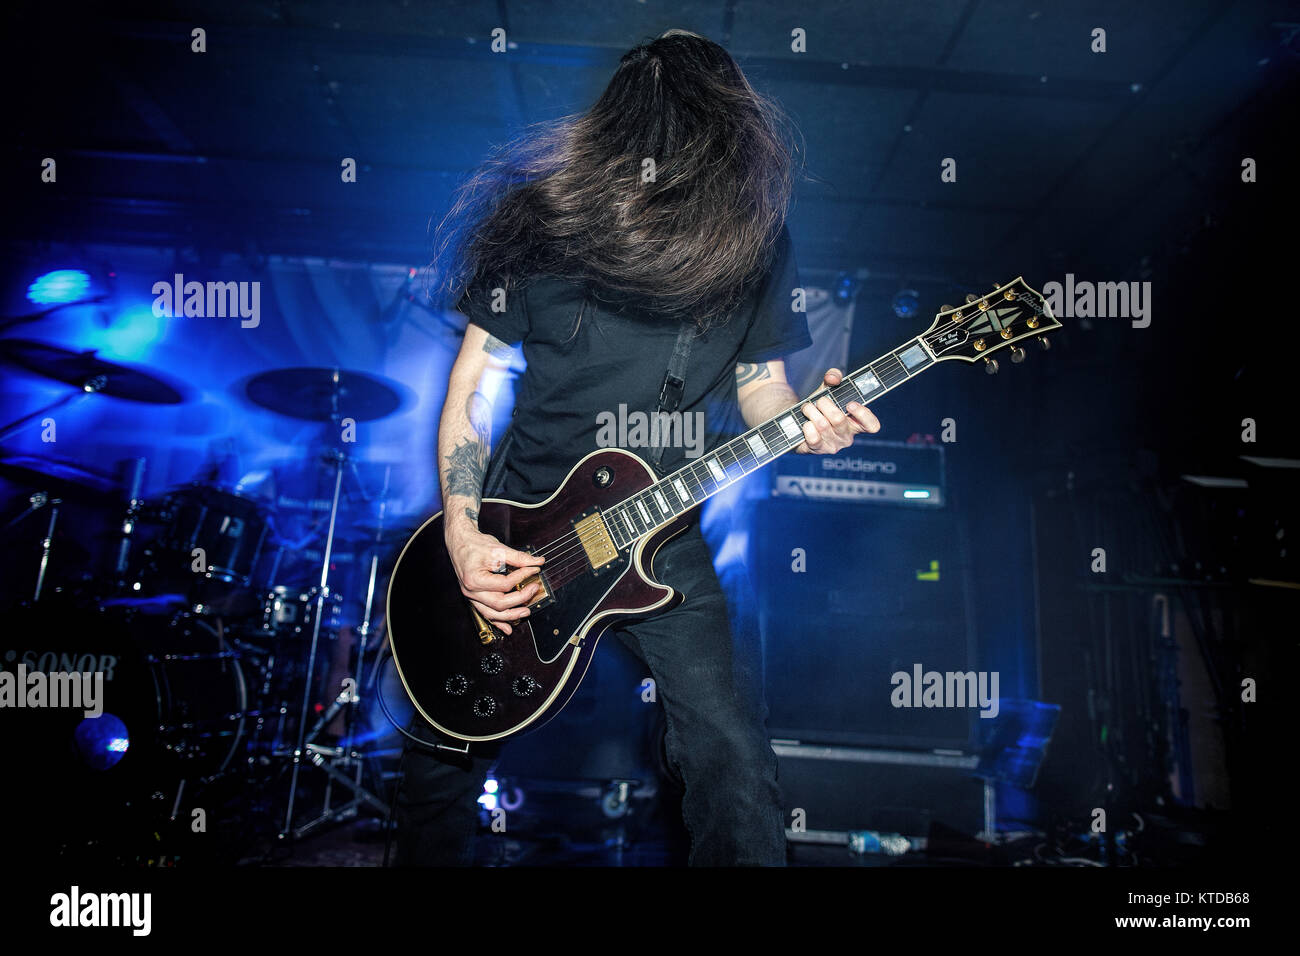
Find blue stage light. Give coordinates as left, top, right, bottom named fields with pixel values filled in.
left=27, top=269, right=91, bottom=305
left=835, top=272, right=858, bottom=303
left=73, top=713, right=130, bottom=770
left=96, top=305, right=167, bottom=362
left=891, top=289, right=921, bottom=319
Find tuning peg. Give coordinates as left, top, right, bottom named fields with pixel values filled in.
left=984, top=357, right=999, bottom=375
left=1010, top=346, right=1026, bottom=363
left=965, top=293, right=979, bottom=303
left=1037, top=337, right=1051, bottom=351
left=940, top=303, right=954, bottom=312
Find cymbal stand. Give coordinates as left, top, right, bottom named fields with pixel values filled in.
left=279, top=448, right=388, bottom=840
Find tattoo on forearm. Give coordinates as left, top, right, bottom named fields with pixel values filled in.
left=482, top=334, right=512, bottom=359
left=443, top=391, right=492, bottom=509
left=736, top=362, right=772, bottom=388
left=464, top=507, right=479, bottom=523
left=444, top=438, right=487, bottom=502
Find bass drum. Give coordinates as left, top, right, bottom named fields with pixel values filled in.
left=1, top=601, right=248, bottom=854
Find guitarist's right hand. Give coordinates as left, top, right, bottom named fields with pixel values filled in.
left=445, top=523, right=545, bottom=636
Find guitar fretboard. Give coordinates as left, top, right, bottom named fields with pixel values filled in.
left=603, top=336, right=936, bottom=549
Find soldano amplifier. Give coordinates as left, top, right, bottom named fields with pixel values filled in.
left=770, top=437, right=945, bottom=506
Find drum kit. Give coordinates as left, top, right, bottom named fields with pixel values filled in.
left=0, top=341, right=415, bottom=854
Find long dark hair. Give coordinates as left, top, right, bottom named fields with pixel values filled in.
left=430, top=30, right=799, bottom=331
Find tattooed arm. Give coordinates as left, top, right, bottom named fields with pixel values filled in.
left=439, top=324, right=502, bottom=536
left=439, top=323, right=542, bottom=634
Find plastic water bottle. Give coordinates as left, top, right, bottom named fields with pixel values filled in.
left=849, top=830, right=911, bottom=856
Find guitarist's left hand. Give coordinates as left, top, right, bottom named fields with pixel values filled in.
left=795, top=367, right=880, bottom=453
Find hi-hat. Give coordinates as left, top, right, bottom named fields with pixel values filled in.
left=0, top=455, right=118, bottom=499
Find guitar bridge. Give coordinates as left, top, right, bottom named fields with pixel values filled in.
left=573, top=510, right=618, bottom=576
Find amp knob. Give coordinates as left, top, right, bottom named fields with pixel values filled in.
left=481, top=653, right=504, bottom=675
left=443, top=674, right=469, bottom=696
left=512, top=676, right=540, bottom=697
left=472, top=696, right=497, bottom=718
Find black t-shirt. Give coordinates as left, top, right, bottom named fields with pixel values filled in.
left=457, top=225, right=812, bottom=503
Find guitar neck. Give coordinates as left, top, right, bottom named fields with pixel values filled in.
left=602, top=335, right=939, bottom=549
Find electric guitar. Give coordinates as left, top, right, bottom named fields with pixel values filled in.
left=387, top=277, right=1060, bottom=743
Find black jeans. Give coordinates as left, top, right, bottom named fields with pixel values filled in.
left=392, top=522, right=787, bottom=866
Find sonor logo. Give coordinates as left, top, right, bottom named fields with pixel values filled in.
left=822, top=458, right=897, bottom=474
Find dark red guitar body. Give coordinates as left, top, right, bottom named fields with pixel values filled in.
left=386, top=448, right=688, bottom=743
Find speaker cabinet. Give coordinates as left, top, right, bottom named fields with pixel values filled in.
left=750, top=498, right=978, bottom=750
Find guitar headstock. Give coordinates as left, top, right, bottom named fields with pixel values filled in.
left=922, top=277, right=1060, bottom=372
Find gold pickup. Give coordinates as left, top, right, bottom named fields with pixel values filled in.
left=515, top=571, right=550, bottom=603
left=573, top=512, right=618, bottom=570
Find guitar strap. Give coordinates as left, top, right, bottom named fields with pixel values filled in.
left=649, top=320, right=696, bottom=477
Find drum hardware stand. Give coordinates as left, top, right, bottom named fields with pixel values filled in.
left=279, top=447, right=388, bottom=840
left=287, top=464, right=394, bottom=838
left=23, top=492, right=63, bottom=602
left=112, top=457, right=148, bottom=593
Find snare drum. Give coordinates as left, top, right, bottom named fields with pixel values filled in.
left=259, top=585, right=343, bottom=639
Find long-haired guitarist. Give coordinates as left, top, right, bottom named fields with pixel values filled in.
left=394, top=29, right=880, bottom=866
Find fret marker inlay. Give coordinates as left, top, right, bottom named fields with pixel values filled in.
left=900, top=344, right=928, bottom=369
left=673, top=478, right=690, bottom=503
left=855, top=371, right=881, bottom=395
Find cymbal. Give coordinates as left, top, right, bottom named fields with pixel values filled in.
left=0, top=339, right=185, bottom=404
left=244, top=367, right=404, bottom=423
left=0, top=454, right=118, bottom=499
